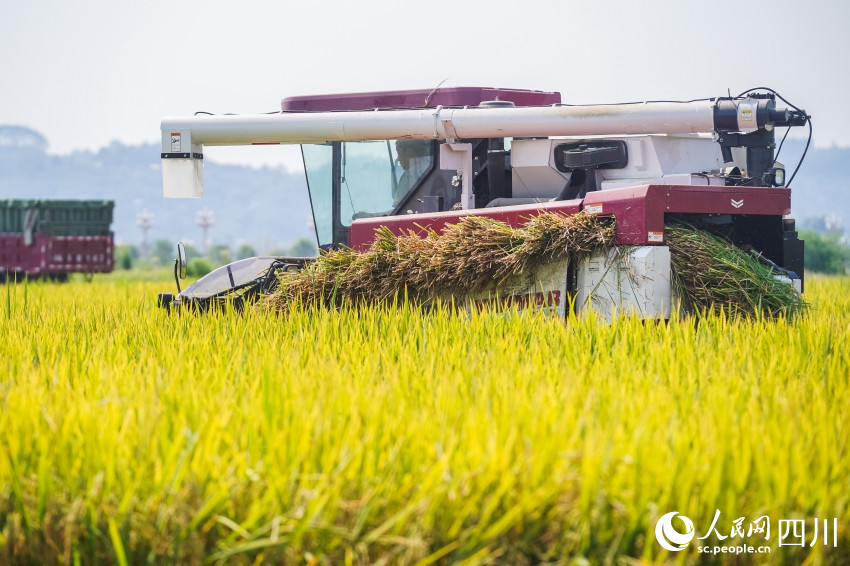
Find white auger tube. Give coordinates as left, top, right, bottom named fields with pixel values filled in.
left=161, top=101, right=719, bottom=198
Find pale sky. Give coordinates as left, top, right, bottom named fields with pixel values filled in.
left=1, top=0, right=846, bottom=171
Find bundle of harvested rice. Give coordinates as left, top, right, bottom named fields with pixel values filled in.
left=265, top=213, right=805, bottom=318
left=666, top=223, right=806, bottom=318
left=265, top=212, right=615, bottom=312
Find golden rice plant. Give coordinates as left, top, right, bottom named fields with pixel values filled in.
left=0, top=276, right=847, bottom=564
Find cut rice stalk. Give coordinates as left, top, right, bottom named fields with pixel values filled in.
left=266, top=213, right=805, bottom=319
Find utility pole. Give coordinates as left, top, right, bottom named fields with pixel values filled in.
left=136, top=210, right=154, bottom=259
left=196, top=208, right=215, bottom=254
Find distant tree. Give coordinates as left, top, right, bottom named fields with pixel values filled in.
left=800, top=230, right=850, bottom=274
left=152, top=238, right=175, bottom=266
left=0, top=126, right=48, bottom=151
left=207, top=244, right=232, bottom=266
left=187, top=257, right=215, bottom=278
left=800, top=215, right=843, bottom=234
left=235, top=243, right=257, bottom=260
left=114, top=245, right=133, bottom=270
left=288, top=238, right=318, bottom=257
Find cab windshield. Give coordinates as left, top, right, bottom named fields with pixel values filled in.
left=302, top=140, right=434, bottom=247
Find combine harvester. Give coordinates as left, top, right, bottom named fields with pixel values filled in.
left=157, top=87, right=809, bottom=318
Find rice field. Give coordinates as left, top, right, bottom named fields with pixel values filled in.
left=1, top=276, right=849, bottom=564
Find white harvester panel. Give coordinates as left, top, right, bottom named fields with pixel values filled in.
left=464, top=260, right=570, bottom=318
left=511, top=139, right=572, bottom=199
left=575, top=246, right=672, bottom=321
left=595, top=135, right=746, bottom=190
left=162, top=158, right=204, bottom=198
left=462, top=248, right=672, bottom=321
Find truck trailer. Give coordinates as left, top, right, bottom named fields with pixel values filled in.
left=0, top=199, right=114, bottom=282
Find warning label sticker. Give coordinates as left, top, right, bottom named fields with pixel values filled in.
left=648, top=231, right=664, bottom=243
left=170, top=133, right=181, bottom=152
left=585, top=204, right=603, bottom=215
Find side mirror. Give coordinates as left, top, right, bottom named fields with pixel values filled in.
left=177, top=242, right=187, bottom=279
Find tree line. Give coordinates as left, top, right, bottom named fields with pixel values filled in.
left=114, top=238, right=317, bottom=276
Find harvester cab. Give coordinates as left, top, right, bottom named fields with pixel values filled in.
left=158, top=86, right=810, bottom=318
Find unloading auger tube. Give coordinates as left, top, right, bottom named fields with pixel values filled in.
left=160, top=95, right=806, bottom=200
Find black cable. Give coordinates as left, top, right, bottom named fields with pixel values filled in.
left=736, top=87, right=805, bottom=113
left=786, top=115, right=812, bottom=188
left=556, top=97, right=716, bottom=107
left=719, top=173, right=760, bottom=187
left=736, top=87, right=812, bottom=187
left=773, top=126, right=792, bottom=165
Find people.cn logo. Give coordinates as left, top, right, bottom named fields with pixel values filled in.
left=655, top=511, right=696, bottom=551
